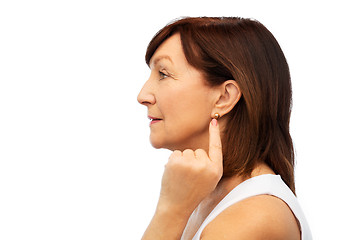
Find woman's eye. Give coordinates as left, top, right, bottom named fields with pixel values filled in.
left=159, top=71, right=169, bottom=80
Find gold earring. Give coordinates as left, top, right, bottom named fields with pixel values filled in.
left=214, top=113, right=220, bottom=120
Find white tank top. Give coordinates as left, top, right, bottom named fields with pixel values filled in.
left=192, top=174, right=312, bottom=240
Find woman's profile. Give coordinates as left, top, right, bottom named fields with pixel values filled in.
left=137, top=17, right=312, bottom=240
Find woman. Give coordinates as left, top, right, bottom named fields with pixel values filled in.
left=137, top=17, right=312, bottom=240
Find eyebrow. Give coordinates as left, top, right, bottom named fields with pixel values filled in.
left=150, top=55, right=173, bottom=68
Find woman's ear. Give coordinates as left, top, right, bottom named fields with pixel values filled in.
left=213, top=80, right=241, bottom=117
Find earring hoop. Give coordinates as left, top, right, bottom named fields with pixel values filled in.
left=214, top=113, right=220, bottom=120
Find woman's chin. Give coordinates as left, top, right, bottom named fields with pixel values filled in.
left=150, top=142, right=163, bottom=149
left=149, top=136, right=164, bottom=149
left=150, top=137, right=176, bottom=150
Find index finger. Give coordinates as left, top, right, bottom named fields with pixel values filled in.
left=208, top=119, right=223, bottom=165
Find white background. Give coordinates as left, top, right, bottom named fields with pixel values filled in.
left=0, top=0, right=343, bottom=239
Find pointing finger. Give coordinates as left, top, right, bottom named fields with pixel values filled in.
left=208, top=119, right=223, bottom=166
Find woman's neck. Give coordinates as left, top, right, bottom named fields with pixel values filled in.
left=204, top=162, right=275, bottom=209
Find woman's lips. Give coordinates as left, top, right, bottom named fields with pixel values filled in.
left=148, top=115, right=162, bottom=126
left=150, top=119, right=162, bottom=125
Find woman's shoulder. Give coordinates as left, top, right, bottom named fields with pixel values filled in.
left=200, top=194, right=301, bottom=240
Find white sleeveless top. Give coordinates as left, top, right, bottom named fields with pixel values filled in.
left=192, top=174, right=312, bottom=240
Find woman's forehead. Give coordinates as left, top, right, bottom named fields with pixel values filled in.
left=149, top=34, right=183, bottom=68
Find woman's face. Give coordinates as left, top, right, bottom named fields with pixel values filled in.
left=137, top=33, right=216, bottom=151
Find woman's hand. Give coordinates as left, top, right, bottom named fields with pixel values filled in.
left=142, top=119, right=223, bottom=240
left=158, top=118, right=223, bottom=214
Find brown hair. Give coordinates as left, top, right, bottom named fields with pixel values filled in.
left=145, top=17, right=295, bottom=193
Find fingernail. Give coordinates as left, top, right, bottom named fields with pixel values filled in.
left=211, top=119, right=218, bottom=126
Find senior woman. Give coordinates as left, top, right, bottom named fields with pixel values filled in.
left=137, top=17, right=312, bottom=240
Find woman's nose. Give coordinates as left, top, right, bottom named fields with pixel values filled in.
left=137, top=80, right=156, bottom=106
